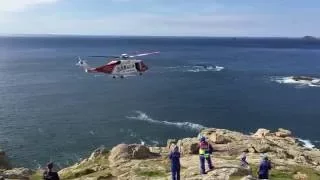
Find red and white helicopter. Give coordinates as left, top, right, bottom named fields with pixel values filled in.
left=76, top=51, right=159, bottom=78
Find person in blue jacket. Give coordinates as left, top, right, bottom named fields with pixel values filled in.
left=169, top=145, right=181, bottom=180
left=258, top=155, right=272, bottom=179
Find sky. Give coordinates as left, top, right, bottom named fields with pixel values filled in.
left=0, top=0, right=319, bottom=37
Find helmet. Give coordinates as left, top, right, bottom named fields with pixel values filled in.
left=47, top=162, right=53, bottom=169
left=200, top=136, right=206, bottom=142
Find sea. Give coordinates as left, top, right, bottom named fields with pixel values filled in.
left=0, top=36, right=320, bottom=169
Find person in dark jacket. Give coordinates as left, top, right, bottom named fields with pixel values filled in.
left=258, top=155, right=272, bottom=179
left=198, top=136, right=214, bottom=174
left=240, top=151, right=249, bottom=168
left=43, top=162, right=60, bottom=180
left=169, top=145, right=181, bottom=180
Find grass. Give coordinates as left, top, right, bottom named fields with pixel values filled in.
left=30, top=171, right=43, bottom=180
left=133, top=159, right=169, bottom=178
left=59, top=152, right=110, bottom=179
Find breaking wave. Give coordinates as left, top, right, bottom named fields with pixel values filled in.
left=127, top=111, right=206, bottom=131
left=272, top=76, right=320, bottom=88
left=167, top=65, right=224, bottom=73
left=297, top=138, right=315, bottom=149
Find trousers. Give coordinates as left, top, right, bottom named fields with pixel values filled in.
left=200, top=155, right=213, bottom=174
left=171, top=167, right=180, bottom=180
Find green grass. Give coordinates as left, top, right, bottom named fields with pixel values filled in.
left=59, top=153, right=110, bottom=179
left=229, top=175, right=242, bottom=180
left=133, top=159, right=169, bottom=178
left=30, top=171, right=43, bottom=180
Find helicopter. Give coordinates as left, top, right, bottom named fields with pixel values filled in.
left=76, top=51, right=160, bottom=78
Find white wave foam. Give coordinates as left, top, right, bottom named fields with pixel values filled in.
left=166, top=65, right=224, bottom=73
left=127, top=111, right=206, bottom=131
left=298, top=138, right=315, bottom=149
left=187, top=65, right=224, bottom=72
left=150, top=140, right=160, bottom=146
left=272, top=76, right=320, bottom=88
left=140, top=139, right=145, bottom=145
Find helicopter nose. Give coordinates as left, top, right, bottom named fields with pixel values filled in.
left=141, top=62, right=148, bottom=71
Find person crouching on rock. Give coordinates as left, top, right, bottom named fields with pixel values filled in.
left=240, top=151, right=250, bottom=168
left=43, top=162, right=60, bottom=180
left=258, top=155, right=272, bottom=179
left=169, top=145, right=181, bottom=180
left=198, top=136, right=214, bottom=174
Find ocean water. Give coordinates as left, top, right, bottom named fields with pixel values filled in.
left=1, top=36, right=320, bottom=168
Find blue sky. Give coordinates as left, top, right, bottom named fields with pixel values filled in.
left=0, top=0, right=319, bottom=37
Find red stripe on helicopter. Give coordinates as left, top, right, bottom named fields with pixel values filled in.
left=95, top=64, right=116, bottom=74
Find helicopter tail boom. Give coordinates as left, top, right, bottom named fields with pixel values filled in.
left=76, top=57, right=95, bottom=73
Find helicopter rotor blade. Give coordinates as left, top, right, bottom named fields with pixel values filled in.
left=129, top=51, right=160, bottom=58
left=88, top=55, right=120, bottom=58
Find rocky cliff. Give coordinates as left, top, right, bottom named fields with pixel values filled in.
left=2, top=128, right=320, bottom=180
left=55, top=128, right=320, bottom=180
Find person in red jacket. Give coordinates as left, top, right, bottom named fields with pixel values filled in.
left=198, top=136, right=214, bottom=174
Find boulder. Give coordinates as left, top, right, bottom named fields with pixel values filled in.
left=209, top=133, right=230, bottom=144
left=202, top=128, right=245, bottom=142
left=248, top=140, right=271, bottom=153
left=2, top=168, right=34, bottom=180
left=177, top=138, right=199, bottom=155
left=276, top=128, right=292, bottom=138
left=252, top=129, right=270, bottom=138
left=293, top=172, right=308, bottom=180
left=109, top=144, right=158, bottom=164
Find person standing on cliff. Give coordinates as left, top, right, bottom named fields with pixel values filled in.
left=258, top=155, right=272, bottom=179
left=198, top=136, right=214, bottom=174
left=43, top=162, right=60, bottom=180
left=169, top=145, right=181, bottom=180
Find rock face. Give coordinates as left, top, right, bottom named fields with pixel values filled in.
left=109, top=144, right=158, bottom=165
left=252, top=128, right=270, bottom=138
left=275, top=128, right=292, bottom=137
left=176, top=138, right=199, bottom=155
left=1, top=168, right=34, bottom=180
left=55, top=127, right=320, bottom=180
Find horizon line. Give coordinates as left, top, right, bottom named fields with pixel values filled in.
left=0, top=33, right=318, bottom=39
